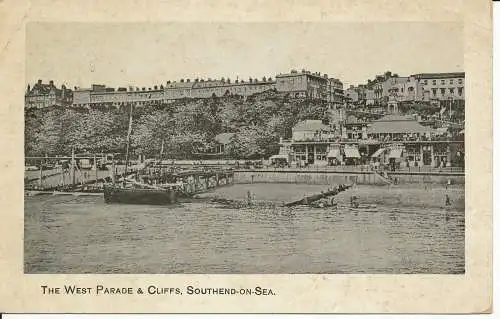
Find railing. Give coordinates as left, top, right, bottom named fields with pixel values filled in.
left=280, top=137, right=464, bottom=144
left=234, top=165, right=465, bottom=174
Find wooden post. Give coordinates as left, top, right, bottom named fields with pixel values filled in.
left=195, top=174, right=200, bottom=192
left=111, top=158, right=116, bottom=186
left=124, top=104, right=133, bottom=176
left=71, top=148, right=76, bottom=186
left=39, top=165, right=43, bottom=188
left=60, top=165, right=65, bottom=187
left=94, top=154, right=98, bottom=182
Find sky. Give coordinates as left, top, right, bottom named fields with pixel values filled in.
left=26, top=22, right=464, bottom=89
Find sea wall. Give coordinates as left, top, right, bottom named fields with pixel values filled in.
left=233, top=169, right=465, bottom=186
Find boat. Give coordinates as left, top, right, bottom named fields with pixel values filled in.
left=284, top=183, right=353, bottom=207
left=103, top=184, right=178, bottom=205
left=103, top=105, right=181, bottom=205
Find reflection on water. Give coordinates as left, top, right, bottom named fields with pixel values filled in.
left=24, top=192, right=464, bottom=274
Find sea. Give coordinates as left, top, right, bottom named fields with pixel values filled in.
left=24, top=184, right=465, bottom=274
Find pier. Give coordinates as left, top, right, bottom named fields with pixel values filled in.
left=24, top=157, right=234, bottom=197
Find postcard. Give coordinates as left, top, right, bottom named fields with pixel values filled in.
left=0, top=0, right=492, bottom=314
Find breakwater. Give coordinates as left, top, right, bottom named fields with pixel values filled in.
left=233, top=169, right=465, bottom=185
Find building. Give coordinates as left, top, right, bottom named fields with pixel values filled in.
left=344, top=85, right=360, bottom=104
left=373, top=76, right=411, bottom=106
left=25, top=80, right=73, bottom=109
left=371, top=72, right=465, bottom=112
left=72, top=84, right=164, bottom=108
left=165, top=77, right=276, bottom=101
left=279, top=120, right=342, bottom=166
left=344, top=85, right=375, bottom=107
left=366, top=115, right=464, bottom=168
left=275, top=69, right=343, bottom=105
left=276, top=114, right=465, bottom=168
left=29, top=69, right=343, bottom=108
left=412, top=72, right=465, bottom=106
left=328, top=78, right=344, bottom=108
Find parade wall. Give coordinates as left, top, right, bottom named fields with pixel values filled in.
left=233, top=169, right=465, bottom=186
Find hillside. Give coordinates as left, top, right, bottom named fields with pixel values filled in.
left=25, top=91, right=331, bottom=159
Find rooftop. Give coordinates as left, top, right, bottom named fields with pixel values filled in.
left=293, top=120, right=329, bottom=132
left=367, top=115, right=435, bottom=134
left=412, top=72, right=465, bottom=79
left=214, top=132, right=236, bottom=145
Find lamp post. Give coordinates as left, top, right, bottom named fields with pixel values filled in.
left=448, top=96, right=453, bottom=121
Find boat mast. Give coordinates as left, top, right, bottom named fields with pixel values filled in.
left=160, top=139, right=165, bottom=161
left=124, top=103, right=133, bottom=176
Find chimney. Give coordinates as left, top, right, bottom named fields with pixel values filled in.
left=37, top=79, right=42, bottom=85
left=49, top=80, right=54, bottom=86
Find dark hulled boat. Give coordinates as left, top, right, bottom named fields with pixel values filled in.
left=103, top=185, right=178, bottom=205
left=103, top=104, right=182, bottom=206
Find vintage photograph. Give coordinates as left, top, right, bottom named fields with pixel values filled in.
left=24, top=22, right=465, bottom=274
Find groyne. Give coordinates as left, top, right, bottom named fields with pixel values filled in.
left=233, top=169, right=465, bottom=186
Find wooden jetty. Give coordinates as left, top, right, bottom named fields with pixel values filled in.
left=283, top=183, right=353, bottom=207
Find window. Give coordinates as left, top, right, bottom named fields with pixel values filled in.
left=423, top=80, right=428, bottom=85
left=440, top=88, right=445, bottom=95
left=449, top=88, right=454, bottom=95
left=432, top=88, right=437, bottom=96
left=441, top=79, right=445, bottom=85
left=450, top=79, right=454, bottom=84
left=432, top=80, right=436, bottom=85
left=458, top=87, right=463, bottom=96
left=458, top=78, right=463, bottom=84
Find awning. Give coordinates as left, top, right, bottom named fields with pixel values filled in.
left=327, top=149, right=341, bottom=158
left=344, top=147, right=361, bottom=158
left=388, top=148, right=403, bottom=158
left=371, top=148, right=386, bottom=158
left=270, top=154, right=288, bottom=160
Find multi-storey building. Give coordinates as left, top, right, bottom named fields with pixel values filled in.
left=165, top=77, right=276, bottom=102
left=328, top=78, right=344, bottom=108
left=277, top=115, right=464, bottom=168
left=28, top=69, right=344, bottom=108
left=370, top=72, right=465, bottom=113
left=25, top=80, right=73, bottom=109
left=412, top=72, right=465, bottom=105
left=344, top=85, right=359, bottom=104
left=73, top=85, right=164, bottom=108
left=345, top=85, right=376, bottom=107
left=373, top=76, right=410, bottom=105
left=275, top=70, right=343, bottom=107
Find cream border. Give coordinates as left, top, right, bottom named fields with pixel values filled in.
left=0, top=0, right=492, bottom=313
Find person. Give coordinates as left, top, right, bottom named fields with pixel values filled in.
left=350, top=195, right=359, bottom=208
left=246, top=190, right=253, bottom=205
left=445, top=194, right=451, bottom=206
left=330, top=197, right=338, bottom=209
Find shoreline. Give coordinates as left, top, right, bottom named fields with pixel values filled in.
left=197, top=183, right=465, bottom=211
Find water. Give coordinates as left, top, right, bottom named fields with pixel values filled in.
left=24, top=185, right=465, bottom=274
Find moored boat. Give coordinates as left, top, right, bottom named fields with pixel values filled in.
left=103, top=185, right=178, bottom=205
